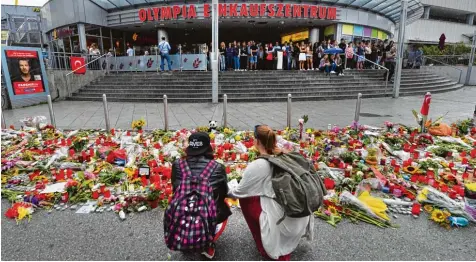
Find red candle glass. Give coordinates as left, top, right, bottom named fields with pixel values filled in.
left=391, top=159, right=397, bottom=166
left=394, top=165, right=400, bottom=173
left=462, top=157, right=468, bottom=165
left=141, top=176, right=148, bottom=187
left=100, top=184, right=106, bottom=193
left=471, top=149, right=476, bottom=158
left=66, top=169, right=73, bottom=179
left=103, top=190, right=111, bottom=198
left=411, top=203, right=421, bottom=215
left=92, top=190, right=99, bottom=199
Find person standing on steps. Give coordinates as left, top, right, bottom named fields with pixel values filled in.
left=219, top=42, right=226, bottom=72
left=241, top=41, right=248, bottom=71
left=250, top=42, right=258, bottom=71
left=383, top=45, right=397, bottom=83
left=159, top=36, right=172, bottom=71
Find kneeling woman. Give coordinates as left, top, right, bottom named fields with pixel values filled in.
left=228, top=125, right=313, bottom=261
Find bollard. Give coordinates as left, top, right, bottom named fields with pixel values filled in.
left=223, top=94, right=228, bottom=128
left=47, top=95, right=56, bottom=128
left=102, top=94, right=111, bottom=131
left=287, top=94, right=292, bottom=129
left=354, top=93, right=362, bottom=127
left=1, top=110, right=6, bottom=129
left=163, top=95, right=169, bottom=131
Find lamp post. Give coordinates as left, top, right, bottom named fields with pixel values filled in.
left=393, top=0, right=408, bottom=98
left=466, top=30, right=476, bottom=85
left=211, top=0, right=219, bottom=103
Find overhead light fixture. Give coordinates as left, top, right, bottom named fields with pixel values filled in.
left=159, top=23, right=165, bottom=26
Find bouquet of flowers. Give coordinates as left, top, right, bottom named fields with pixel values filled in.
left=131, top=118, right=146, bottom=131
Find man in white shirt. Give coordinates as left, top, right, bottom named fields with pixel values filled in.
left=158, top=36, right=172, bottom=71
left=127, top=46, right=134, bottom=57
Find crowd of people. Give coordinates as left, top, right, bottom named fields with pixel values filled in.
left=207, top=38, right=424, bottom=82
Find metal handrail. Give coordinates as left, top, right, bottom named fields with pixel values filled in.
left=421, top=55, right=464, bottom=83
left=65, top=52, right=109, bottom=76
left=344, top=50, right=390, bottom=90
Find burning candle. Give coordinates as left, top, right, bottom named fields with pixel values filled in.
left=427, top=168, right=435, bottom=178
left=462, top=157, right=468, bottom=165
left=61, top=191, right=69, bottom=203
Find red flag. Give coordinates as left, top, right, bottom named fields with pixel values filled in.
left=71, top=57, right=86, bottom=74
left=420, top=92, right=431, bottom=116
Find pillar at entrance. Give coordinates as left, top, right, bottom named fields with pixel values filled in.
left=423, top=6, right=430, bottom=19
left=78, top=23, right=87, bottom=53
left=467, top=13, right=475, bottom=25
left=157, top=29, right=168, bottom=43
left=310, top=28, right=319, bottom=45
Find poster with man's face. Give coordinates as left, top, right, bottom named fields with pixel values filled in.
left=4, top=50, right=45, bottom=95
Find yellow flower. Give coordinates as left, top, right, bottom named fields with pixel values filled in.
left=124, top=167, right=135, bottom=179
left=431, top=209, right=447, bottom=223
left=234, top=135, right=241, bottom=141
left=306, top=128, right=312, bottom=134
left=423, top=205, right=434, bottom=213
left=209, top=133, right=215, bottom=140
left=17, top=207, right=31, bottom=221
left=225, top=198, right=240, bottom=207
left=403, top=166, right=419, bottom=175
left=328, top=205, right=338, bottom=215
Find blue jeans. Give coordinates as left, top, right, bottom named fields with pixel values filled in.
left=325, top=64, right=336, bottom=73
left=234, top=56, right=240, bottom=70
left=287, top=55, right=292, bottom=70
left=219, top=55, right=226, bottom=71
left=160, top=53, right=172, bottom=71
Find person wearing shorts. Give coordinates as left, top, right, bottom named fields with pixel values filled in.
left=357, top=41, right=365, bottom=71
left=299, top=42, right=307, bottom=70
left=306, top=42, right=314, bottom=70
left=249, top=42, right=258, bottom=70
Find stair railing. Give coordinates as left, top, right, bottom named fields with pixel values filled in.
left=344, top=50, right=390, bottom=91
left=420, top=55, right=464, bottom=84
left=64, top=52, right=110, bottom=98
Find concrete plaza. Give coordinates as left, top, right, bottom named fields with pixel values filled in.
left=3, top=87, right=475, bottom=131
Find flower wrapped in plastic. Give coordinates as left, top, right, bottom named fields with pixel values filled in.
left=417, top=186, right=476, bottom=222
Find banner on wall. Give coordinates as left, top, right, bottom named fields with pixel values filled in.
left=99, top=54, right=207, bottom=71
left=4, top=50, right=46, bottom=95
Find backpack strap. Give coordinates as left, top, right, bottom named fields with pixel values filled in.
left=178, top=159, right=217, bottom=182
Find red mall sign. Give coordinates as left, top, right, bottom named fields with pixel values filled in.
left=138, top=3, right=337, bottom=22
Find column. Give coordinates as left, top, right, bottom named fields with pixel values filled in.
left=423, top=6, right=430, bottom=19
left=467, top=13, right=474, bottom=25
left=157, top=29, right=168, bottom=43
left=77, top=23, right=87, bottom=52
left=309, top=28, right=319, bottom=45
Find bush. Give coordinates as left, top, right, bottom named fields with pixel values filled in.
left=421, top=42, right=471, bottom=56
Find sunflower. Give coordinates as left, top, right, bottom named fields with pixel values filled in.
left=431, top=209, right=447, bottom=223
left=423, top=205, right=434, bottom=213
left=328, top=205, right=338, bottom=215
left=403, top=166, right=419, bottom=174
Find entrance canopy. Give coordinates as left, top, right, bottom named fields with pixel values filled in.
left=90, top=0, right=424, bottom=24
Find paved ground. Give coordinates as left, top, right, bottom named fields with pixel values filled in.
left=1, top=199, right=476, bottom=261
left=3, top=87, right=476, bottom=131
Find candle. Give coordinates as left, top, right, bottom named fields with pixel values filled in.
left=66, top=169, right=73, bottom=179
left=411, top=203, right=421, bottom=215
left=471, top=149, right=476, bottom=158
left=69, top=149, right=75, bottom=158
left=427, top=168, right=435, bottom=178
left=66, top=138, right=72, bottom=146
left=462, top=157, right=468, bottom=165
left=92, top=190, right=99, bottom=199
left=141, top=176, right=148, bottom=187
left=449, top=162, right=455, bottom=169
left=61, top=191, right=69, bottom=203
left=391, top=159, right=397, bottom=166
left=394, top=165, right=400, bottom=173
left=100, top=184, right=106, bottom=193
left=460, top=151, right=466, bottom=157
left=413, top=152, right=419, bottom=159
left=103, top=189, right=111, bottom=198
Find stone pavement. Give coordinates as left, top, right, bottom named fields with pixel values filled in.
left=3, top=87, right=475, bottom=131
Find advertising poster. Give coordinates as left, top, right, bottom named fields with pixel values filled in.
left=1, top=46, right=49, bottom=108
left=4, top=49, right=46, bottom=95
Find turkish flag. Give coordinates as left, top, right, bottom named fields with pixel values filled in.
left=420, top=92, right=431, bottom=116
left=70, top=57, right=86, bottom=74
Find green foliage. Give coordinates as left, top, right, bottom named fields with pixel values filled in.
left=421, top=42, right=471, bottom=56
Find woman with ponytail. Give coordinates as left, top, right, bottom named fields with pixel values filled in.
left=228, top=125, right=313, bottom=261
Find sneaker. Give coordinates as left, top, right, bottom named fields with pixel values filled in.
left=201, top=243, right=216, bottom=259
left=341, top=73, right=345, bottom=76
left=330, top=71, right=336, bottom=74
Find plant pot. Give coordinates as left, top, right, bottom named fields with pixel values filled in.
left=148, top=198, right=159, bottom=209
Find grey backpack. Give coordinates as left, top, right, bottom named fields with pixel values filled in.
left=260, top=152, right=327, bottom=224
